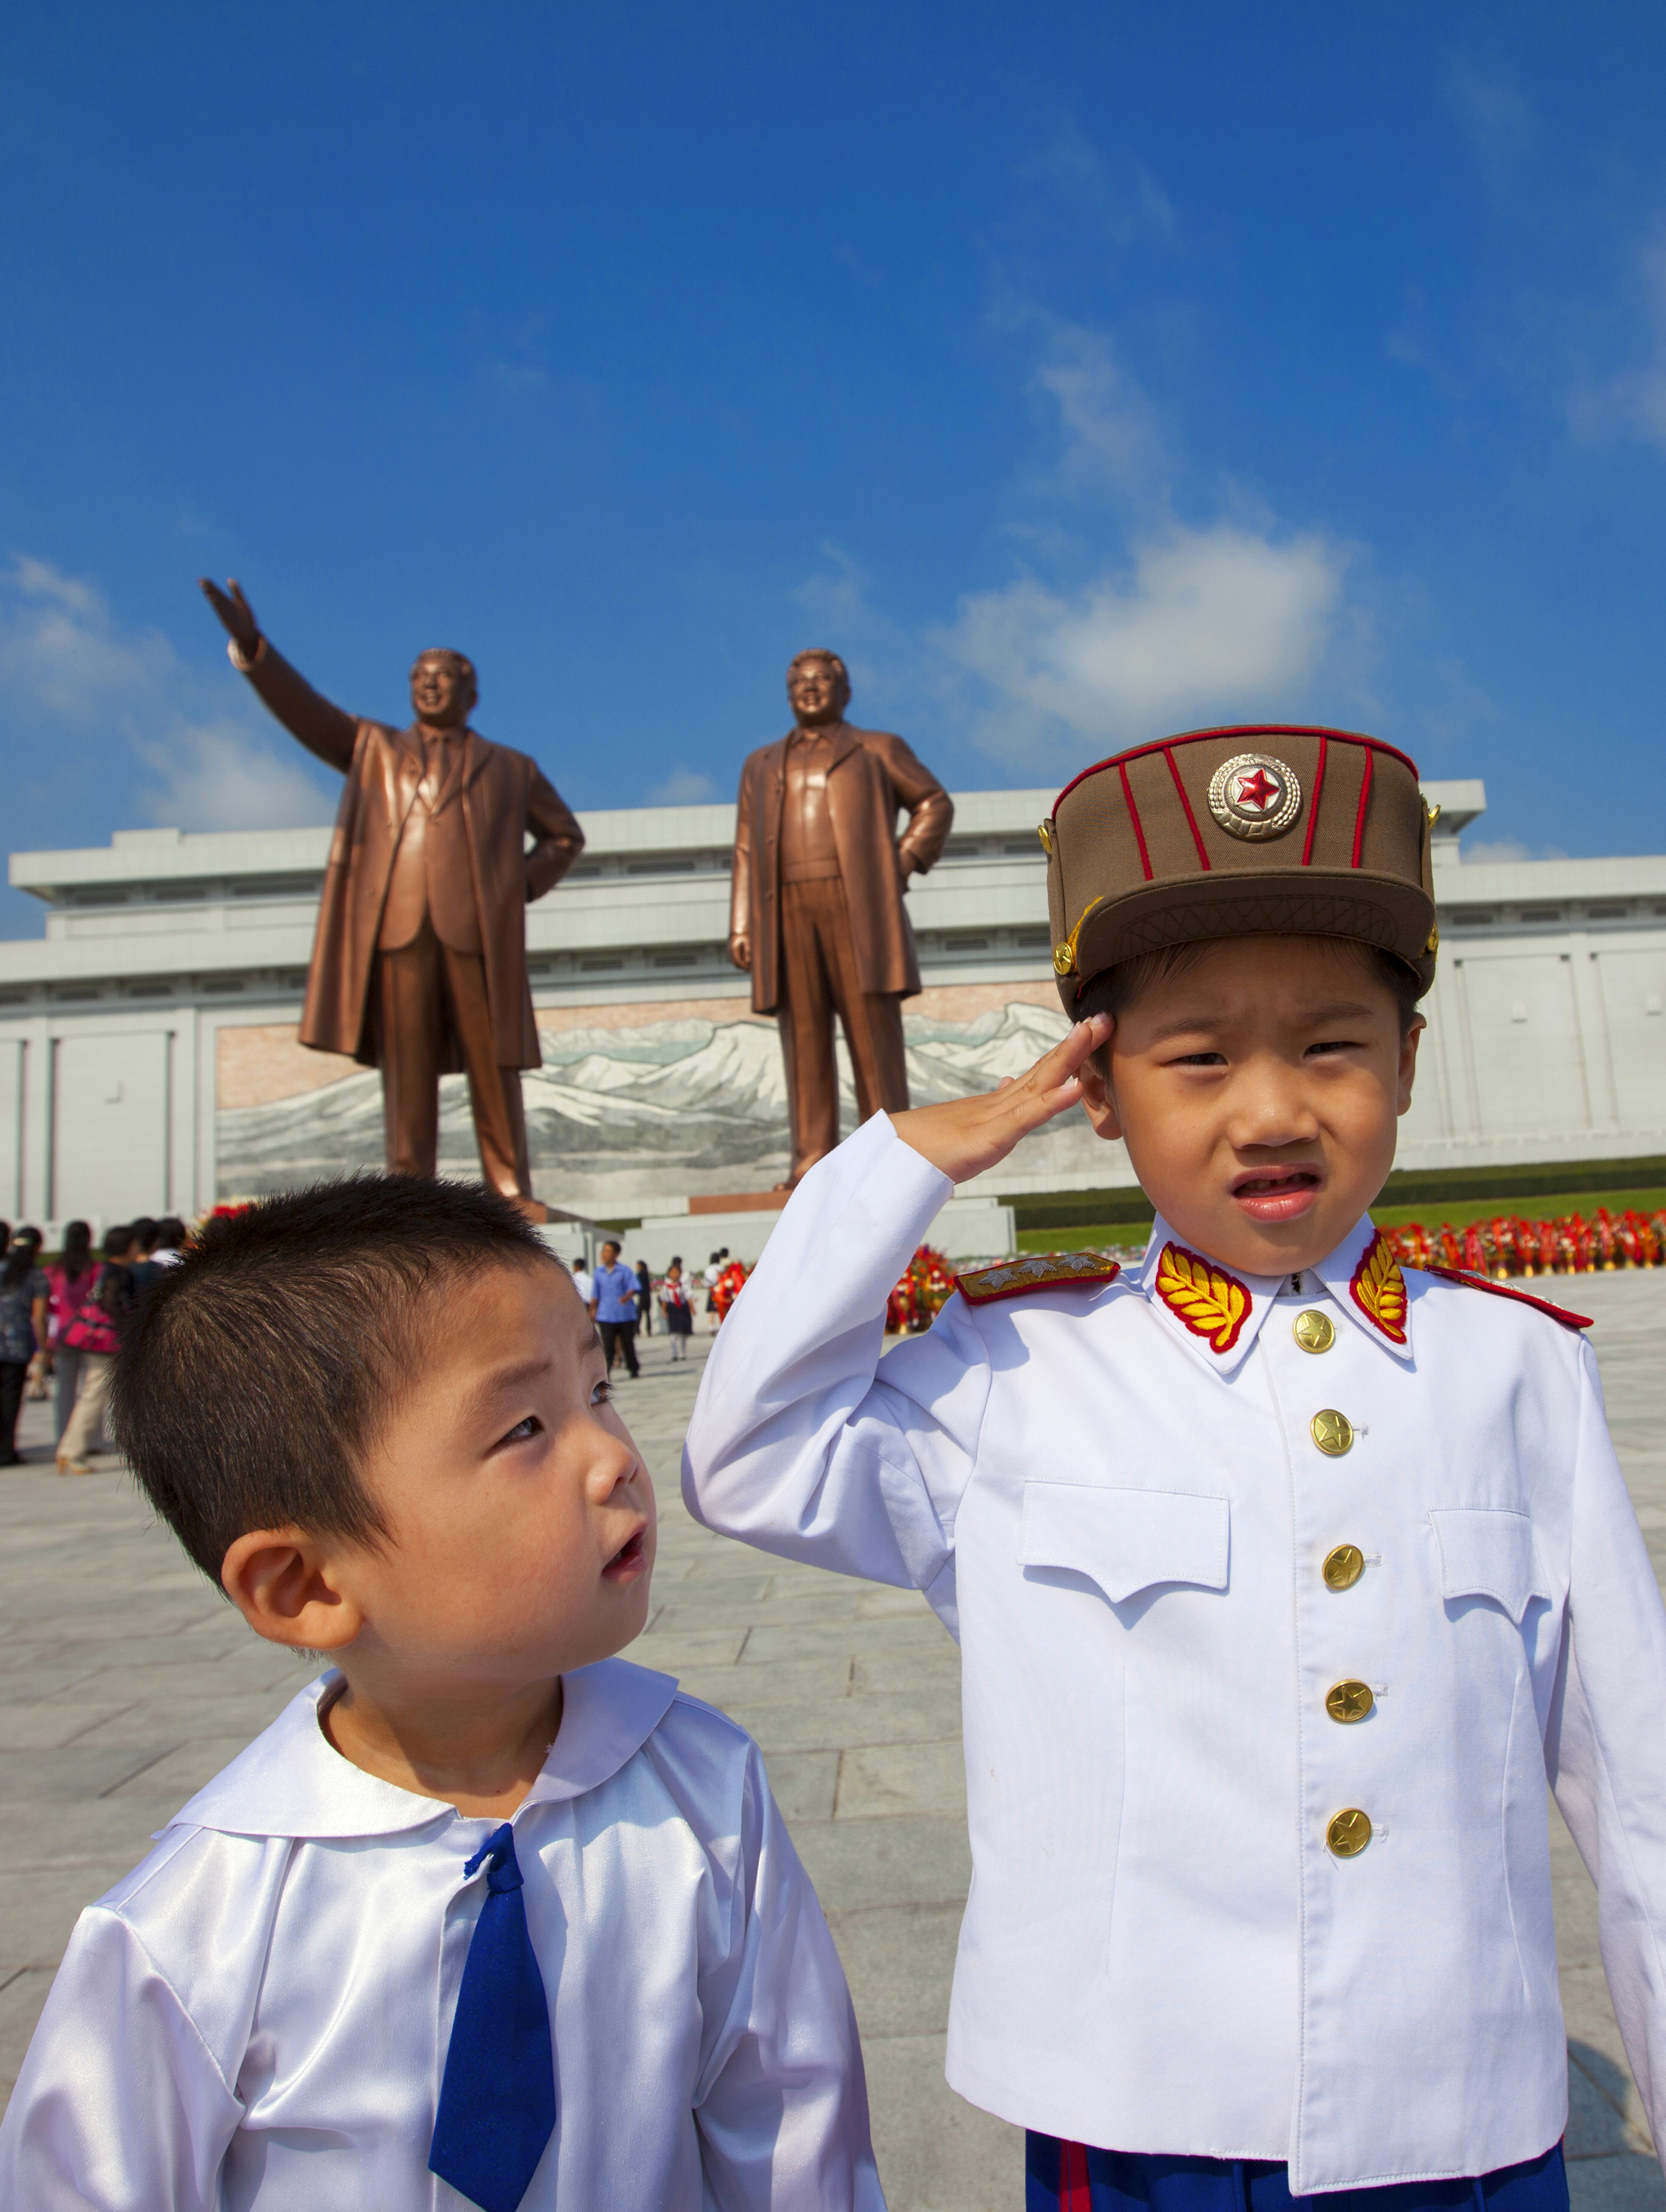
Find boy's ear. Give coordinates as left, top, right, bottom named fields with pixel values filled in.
left=1075, top=1048, right=1125, bottom=1142
left=221, top=1527, right=364, bottom=1654
left=1397, top=1015, right=1425, bottom=1117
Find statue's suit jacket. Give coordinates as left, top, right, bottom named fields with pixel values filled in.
left=237, top=643, right=583, bottom=1070
left=730, top=723, right=952, bottom=1017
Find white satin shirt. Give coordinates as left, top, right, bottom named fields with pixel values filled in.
left=681, top=1111, right=1666, bottom=2195
left=0, top=1657, right=884, bottom=2211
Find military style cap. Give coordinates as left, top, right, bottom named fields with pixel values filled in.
left=1042, top=724, right=1439, bottom=1011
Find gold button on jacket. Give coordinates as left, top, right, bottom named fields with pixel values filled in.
left=1293, top=1309, right=1335, bottom=1353
left=1323, top=1544, right=1365, bottom=1591
left=1325, top=1679, right=1375, bottom=1723
left=1327, top=1809, right=1373, bottom=1857
left=1310, top=1409, right=1354, bottom=1456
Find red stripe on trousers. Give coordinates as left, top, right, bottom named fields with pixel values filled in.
left=1060, top=2139, right=1093, bottom=2212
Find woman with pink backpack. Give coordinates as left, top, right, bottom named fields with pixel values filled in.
left=56, top=1225, right=140, bottom=1476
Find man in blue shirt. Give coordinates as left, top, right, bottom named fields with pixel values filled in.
left=592, top=1241, right=641, bottom=1378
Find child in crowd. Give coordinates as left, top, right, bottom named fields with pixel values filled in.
left=1, top=1177, right=882, bottom=2211
left=661, top=1255, right=696, bottom=1359
left=684, top=725, right=1666, bottom=2212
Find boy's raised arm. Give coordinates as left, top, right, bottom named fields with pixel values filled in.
left=682, top=1110, right=983, bottom=1608
left=682, top=1019, right=1107, bottom=1608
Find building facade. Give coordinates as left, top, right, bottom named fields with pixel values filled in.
left=3, top=778, right=1665, bottom=1236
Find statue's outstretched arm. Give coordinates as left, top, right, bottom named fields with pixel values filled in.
left=198, top=578, right=359, bottom=775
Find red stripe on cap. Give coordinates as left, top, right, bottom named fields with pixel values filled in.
left=1059, top=2140, right=1093, bottom=2211
left=1053, top=725, right=1420, bottom=813
left=1351, top=743, right=1374, bottom=868
left=1164, top=746, right=1210, bottom=870
left=1118, top=761, right=1153, bottom=882
left=1301, top=734, right=1328, bottom=866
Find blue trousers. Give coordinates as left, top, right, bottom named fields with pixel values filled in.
left=1025, top=2138, right=1569, bottom=2212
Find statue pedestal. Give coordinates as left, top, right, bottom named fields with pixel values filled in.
left=617, top=1194, right=1016, bottom=1276
left=688, top=1190, right=787, bottom=1215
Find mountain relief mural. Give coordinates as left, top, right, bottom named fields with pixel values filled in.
left=215, top=994, right=1119, bottom=1210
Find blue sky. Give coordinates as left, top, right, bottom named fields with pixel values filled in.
left=3, top=3, right=1665, bottom=934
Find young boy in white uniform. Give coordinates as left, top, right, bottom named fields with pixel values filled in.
left=683, top=725, right=1666, bottom=2212
left=0, top=1178, right=883, bottom=2212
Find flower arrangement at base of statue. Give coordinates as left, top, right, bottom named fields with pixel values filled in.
left=1384, top=1208, right=1666, bottom=1279
left=886, top=1246, right=955, bottom=1334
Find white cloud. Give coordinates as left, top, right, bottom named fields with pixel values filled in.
left=1569, top=216, right=1666, bottom=453
left=0, top=555, right=335, bottom=831
left=491, top=361, right=548, bottom=394
left=1441, top=58, right=1535, bottom=195
left=648, top=768, right=718, bottom=806
left=936, top=523, right=1346, bottom=761
left=1022, top=130, right=1179, bottom=246
left=133, top=721, right=339, bottom=833
left=1032, top=323, right=1166, bottom=497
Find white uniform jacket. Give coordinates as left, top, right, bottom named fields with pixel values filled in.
left=0, top=1657, right=884, bottom=2212
left=681, top=1112, right=1666, bottom=2195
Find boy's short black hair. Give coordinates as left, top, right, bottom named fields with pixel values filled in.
left=1076, top=937, right=1423, bottom=1057
left=111, top=1176, right=557, bottom=1584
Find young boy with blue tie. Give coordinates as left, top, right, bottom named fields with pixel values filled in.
left=683, top=725, right=1666, bottom=2212
left=0, top=1178, right=882, bottom=2210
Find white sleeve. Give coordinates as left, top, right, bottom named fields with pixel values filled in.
left=1545, top=1337, right=1666, bottom=2166
left=681, top=1113, right=990, bottom=1622
left=693, top=1744, right=887, bottom=2211
left=0, top=1906, right=242, bottom=2211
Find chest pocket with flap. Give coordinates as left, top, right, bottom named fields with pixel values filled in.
left=1429, top=1507, right=1551, bottom=1625
left=1021, top=1482, right=1229, bottom=1605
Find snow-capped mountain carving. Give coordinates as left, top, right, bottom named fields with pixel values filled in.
left=216, top=1000, right=1111, bottom=1207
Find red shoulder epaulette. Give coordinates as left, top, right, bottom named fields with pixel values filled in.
left=1423, top=1264, right=1592, bottom=1332
left=955, top=1253, right=1122, bottom=1307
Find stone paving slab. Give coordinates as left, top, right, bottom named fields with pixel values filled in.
left=2, top=1277, right=1666, bottom=2212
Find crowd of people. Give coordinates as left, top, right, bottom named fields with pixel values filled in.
left=0, top=1215, right=744, bottom=1474
left=562, top=1241, right=705, bottom=1376
left=0, top=1217, right=186, bottom=1472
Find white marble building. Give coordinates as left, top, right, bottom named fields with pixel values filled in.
left=3, top=777, right=1664, bottom=1235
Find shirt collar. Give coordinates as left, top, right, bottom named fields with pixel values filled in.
left=163, top=1656, right=679, bottom=1842
left=1138, top=1213, right=1412, bottom=1375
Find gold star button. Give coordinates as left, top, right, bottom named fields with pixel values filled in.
left=1327, top=1808, right=1373, bottom=1857
left=1325, top=1679, right=1375, bottom=1723
left=1323, top=1544, right=1365, bottom=1591
left=1293, top=1309, right=1335, bottom=1353
left=1310, top=1409, right=1354, bottom=1456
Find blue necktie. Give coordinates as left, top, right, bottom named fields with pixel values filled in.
left=429, top=1823, right=557, bottom=2212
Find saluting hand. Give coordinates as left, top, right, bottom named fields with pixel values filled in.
left=198, top=576, right=261, bottom=655
left=891, top=1013, right=1112, bottom=1185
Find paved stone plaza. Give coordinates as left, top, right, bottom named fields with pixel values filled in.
left=3, top=1273, right=1666, bottom=2210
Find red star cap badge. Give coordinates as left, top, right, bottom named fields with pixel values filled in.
left=1235, top=767, right=1282, bottom=812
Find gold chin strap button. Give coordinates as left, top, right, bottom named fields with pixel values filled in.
left=1327, top=1808, right=1372, bottom=1857
left=1325, top=1679, right=1374, bottom=1723
left=1293, top=1309, right=1335, bottom=1353
left=1310, top=1409, right=1354, bottom=1457
left=1323, top=1544, right=1365, bottom=1590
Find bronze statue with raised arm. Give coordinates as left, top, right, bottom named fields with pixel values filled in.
left=731, top=650, right=953, bottom=1187
left=200, top=580, right=584, bottom=1209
